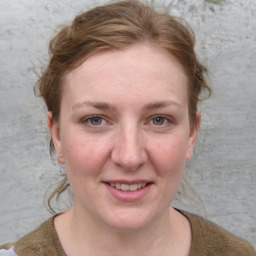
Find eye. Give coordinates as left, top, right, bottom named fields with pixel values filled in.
left=81, top=115, right=107, bottom=126
left=89, top=116, right=103, bottom=126
left=150, top=116, right=170, bottom=126
left=152, top=116, right=165, bottom=125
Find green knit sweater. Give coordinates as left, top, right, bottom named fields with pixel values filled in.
left=1, top=211, right=255, bottom=255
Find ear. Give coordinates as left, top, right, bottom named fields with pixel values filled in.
left=47, top=112, right=64, bottom=164
left=186, top=111, right=201, bottom=160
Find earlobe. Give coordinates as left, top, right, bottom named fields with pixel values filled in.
left=186, top=111, right=201, bottom=160
left=47, top=112, right=64, bottom=164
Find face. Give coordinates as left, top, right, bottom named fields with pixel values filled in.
left=49, top=44, right=200, bottom=231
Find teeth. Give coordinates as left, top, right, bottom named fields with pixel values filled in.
left=109, top=182, right=148, bottom=191
left=129, top=184, right=137, bottom=191
left=121, top=184, right=129, bottom=191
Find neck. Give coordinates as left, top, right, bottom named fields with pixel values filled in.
left=55, top=206, right=191, bottom=256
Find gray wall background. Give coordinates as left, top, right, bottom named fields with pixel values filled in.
left=0, top=0, right=255, bottom=248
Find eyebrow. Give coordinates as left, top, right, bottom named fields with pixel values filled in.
left=142, top=101, right=181, bottom=110
left=72, top=101, right=116, bottom=111
left=72, top=100, right=180, bottom=111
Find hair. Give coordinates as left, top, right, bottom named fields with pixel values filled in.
left=34, top=0, right=211, bottom=212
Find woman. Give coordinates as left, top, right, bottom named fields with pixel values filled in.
left=1, top=1, right=255, bottom=255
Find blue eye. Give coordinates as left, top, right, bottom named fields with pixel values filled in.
left=89, top=116, right=103, bottom=125
left=80, top=115, right=111, bottom=130
left=152, top=116, right=166, bottom=125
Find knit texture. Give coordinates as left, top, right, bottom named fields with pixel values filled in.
left=13, top=218, right=65, bottom=256
left=1, top=210, right=255, bottom=256
left=181, top=210, right=256, bottom=256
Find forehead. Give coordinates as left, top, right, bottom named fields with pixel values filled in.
left=62, top=44, right=188, bottom=107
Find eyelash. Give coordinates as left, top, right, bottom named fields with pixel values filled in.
left=80, top=115, right=174, bottom=128
left=81, top=115, right=108, bottom=127
left=147, top=115, right=173, bottom=127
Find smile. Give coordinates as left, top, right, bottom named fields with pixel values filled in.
left=107, top=182, right=147, bottom=191
left=104, top=181, right=153, bottom=201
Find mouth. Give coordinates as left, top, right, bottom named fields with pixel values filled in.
left=105, top=182, right=152, bottom=192
left=103, top=181, right=153, bottom=201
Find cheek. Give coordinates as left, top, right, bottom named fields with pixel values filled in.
left=149, top=135, right=188, bottom=176
left=62, top=135, right=111, bottom=177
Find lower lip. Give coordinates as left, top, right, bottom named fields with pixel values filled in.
left=104, top=183, right=152, bottom=202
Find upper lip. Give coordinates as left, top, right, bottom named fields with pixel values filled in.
left=103, top=180, right=153, bottom=185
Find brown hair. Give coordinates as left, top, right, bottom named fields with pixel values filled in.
left=35, top=0, right=211, bottom=211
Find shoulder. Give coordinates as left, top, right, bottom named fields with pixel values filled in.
left=179, top=210, right=256, bottom=256
left=0, top=217, right=65, bottom=256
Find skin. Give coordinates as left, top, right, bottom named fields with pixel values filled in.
left=48, top=44, right=200, bottom=256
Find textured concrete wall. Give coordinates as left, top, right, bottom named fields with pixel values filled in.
left=0, top=0, right=255, bottom=247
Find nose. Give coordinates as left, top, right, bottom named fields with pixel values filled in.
left=111, top=124, right=148, bottom=171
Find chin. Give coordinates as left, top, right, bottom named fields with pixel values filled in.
left=106, top=218, right=149, bottom=232
left=102, top=207, right=156, bottom=231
